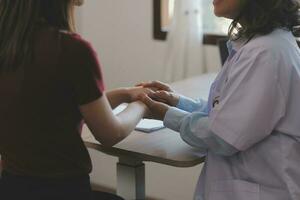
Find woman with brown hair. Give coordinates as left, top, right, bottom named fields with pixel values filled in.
left=139, top=0, right=300, bottom=199
left=0, top=0, right=149, bottom=199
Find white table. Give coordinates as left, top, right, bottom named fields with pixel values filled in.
left=82, top=73, right=216, bottom=200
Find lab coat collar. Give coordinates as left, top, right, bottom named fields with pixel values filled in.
left=226, top=37, right=250, bottom=60
left=226, top=37, right=247, bottom=53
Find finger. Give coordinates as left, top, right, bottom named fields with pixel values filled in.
left=151, top=81, right=172, bottom=91
left=148, top=94, right=169, bottom=104
left=148, top=87, right=159, bottom=92
left=137, top=82, right=155, bottom=88
left=145, top=89, right=156, bottom=97
left=151, top=91, right=171, bottom=102
left=138, top=94, right=155, bottom=108
left=137, top=81, right=166, bottom=90
left=143, top=87, right=157, bottom=93
left=153, top=98, right=169, bottom=104
left=135, top=82, right=147, bottom=87
left=155, top=90, right=170, bottom=98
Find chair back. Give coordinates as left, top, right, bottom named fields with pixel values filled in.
left=217, top=38, right=229, bottom=66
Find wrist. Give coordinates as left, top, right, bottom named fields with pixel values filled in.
left=171, top=94, right=180, bottom=107
left=161, top=105, right=169, bottom=120
left=119, top=88, right=131, bottom=103
left=132, top=101, right=149, bottom=116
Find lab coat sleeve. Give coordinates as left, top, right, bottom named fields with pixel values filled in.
left=164, top=107, right=238, bottom=156
left=176, top=95, right=208, bottom=113
left=209, top=48, right=286, bottom=151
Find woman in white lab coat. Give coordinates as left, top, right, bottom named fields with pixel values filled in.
left=138, top=0, right=300, bottom=199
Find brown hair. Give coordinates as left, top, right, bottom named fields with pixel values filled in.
left=0, top=0, right=75, bottom=73
left=229, top=0, right=300, bottom=40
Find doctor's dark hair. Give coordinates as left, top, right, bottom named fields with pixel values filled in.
left=229, top=0, right=300, bottom=40
left=0, top=0, right=76, bottom=73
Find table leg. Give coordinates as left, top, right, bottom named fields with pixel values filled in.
left=117, top=157, right=145, bottom=200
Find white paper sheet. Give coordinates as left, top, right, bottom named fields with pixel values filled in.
left=113, top=104, right=165, bottom=133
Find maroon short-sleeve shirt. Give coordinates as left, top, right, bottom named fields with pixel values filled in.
left=0, top=27, right=104, bottom=178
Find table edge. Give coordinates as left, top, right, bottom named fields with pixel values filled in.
left=85, top=142, right=205, bottom=168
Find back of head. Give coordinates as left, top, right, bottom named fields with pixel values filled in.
left=229, top=0, right=300, bottom=40
left=0, top=0, right=75, bottom=73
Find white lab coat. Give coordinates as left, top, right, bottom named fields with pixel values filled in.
left=195, top=29, right=300, bottom=200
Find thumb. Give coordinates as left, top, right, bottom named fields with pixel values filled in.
left=135, top=81, right=149, bottom=87
left=135, top=82, right=143, bottom=87
left=154, top=91, right=171, bottom=101
left=138, top=94, right=155, bottom=108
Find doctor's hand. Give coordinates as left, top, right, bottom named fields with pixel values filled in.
left=136, top=80, right=174, bottom=92
left=148, top=91, right=180, bottom=107
left=136, top=81, right=180, bottom=106
left=138, top=94, right=170, bottom=121
left=126, top=86, right=155, bottom=102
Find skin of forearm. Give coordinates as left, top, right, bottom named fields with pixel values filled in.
left=94, top=101, right=146, bottom=147
left=116, top=101, right=146, bottom=139
left=105, top=88, right=130, bottom=109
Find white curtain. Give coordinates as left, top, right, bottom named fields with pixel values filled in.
left=163, top=0, right=205, bottom=83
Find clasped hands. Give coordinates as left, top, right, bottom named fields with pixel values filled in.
left=126, top=81, right=180, bottom=121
